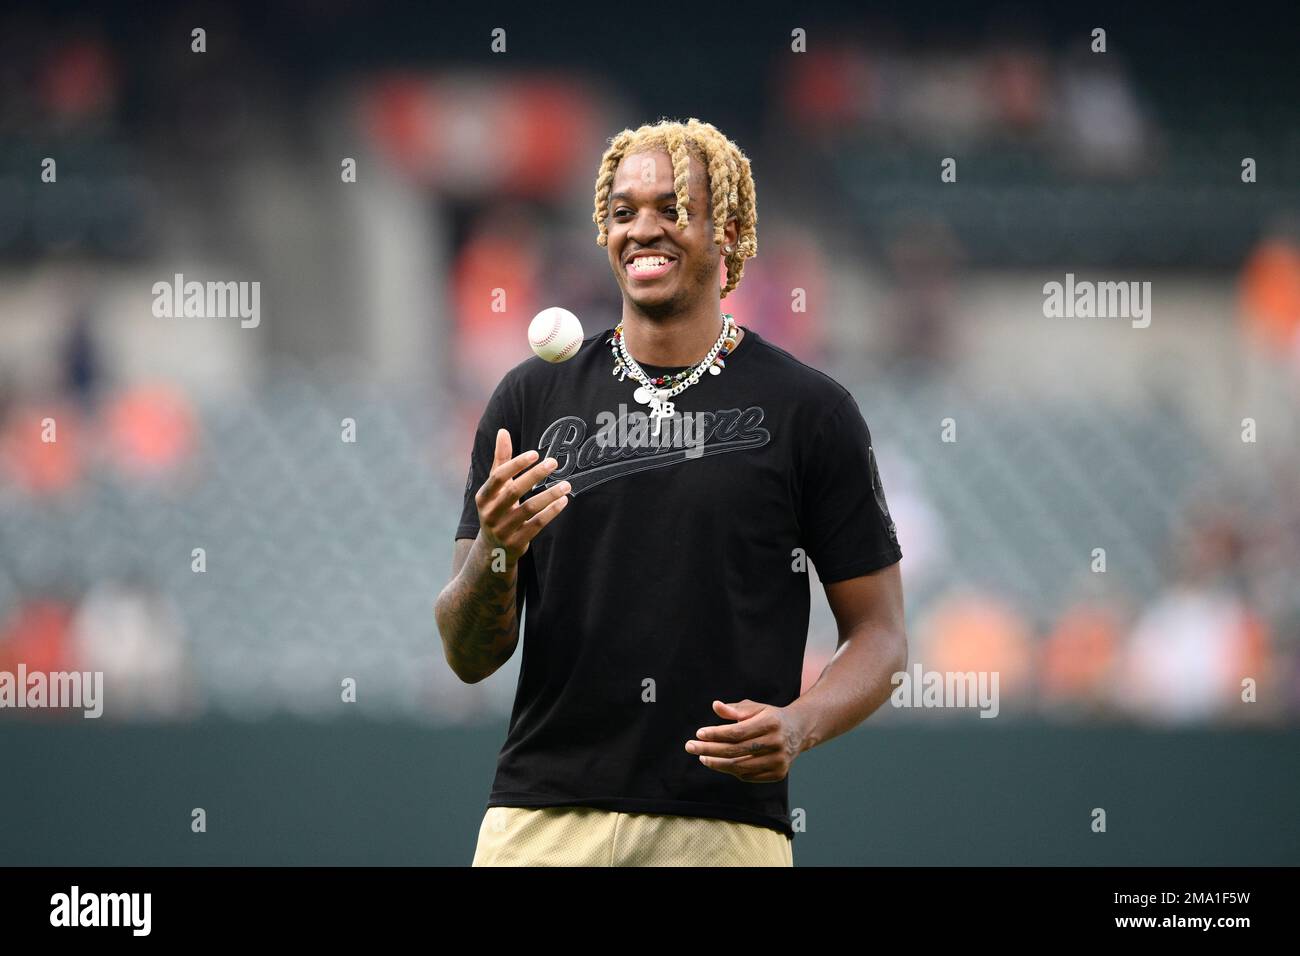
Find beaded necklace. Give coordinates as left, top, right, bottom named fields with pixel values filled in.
left=607, top=313, right=739, bottom=436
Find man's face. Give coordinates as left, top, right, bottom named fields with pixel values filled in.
left=605, top=149, right=733, bottom=319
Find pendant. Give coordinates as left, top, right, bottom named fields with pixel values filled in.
left=633, top=386, right=651, bottom=404
left=708, top=364, right=721, bottom=375
left=648, top=395, right=675, bottom=435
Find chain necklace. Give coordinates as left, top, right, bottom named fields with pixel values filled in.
left=607, top=313, right=738, bottom=436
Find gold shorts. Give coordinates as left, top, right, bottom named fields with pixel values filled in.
left=471, top=805, right=793, bottom=867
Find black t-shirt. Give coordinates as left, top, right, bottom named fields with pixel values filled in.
left=455, top=323, right=902, bottom=838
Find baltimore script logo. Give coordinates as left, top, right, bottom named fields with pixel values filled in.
left=531, top=405, right=771, bottom=496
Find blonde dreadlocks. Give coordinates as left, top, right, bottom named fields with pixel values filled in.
left=593, top=117, right=757, bottom=299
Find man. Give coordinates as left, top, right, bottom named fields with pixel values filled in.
left=435, top=117, right=906, bottom=866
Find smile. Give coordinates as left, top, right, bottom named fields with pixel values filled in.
left=625, top=255, right=677, bottom=281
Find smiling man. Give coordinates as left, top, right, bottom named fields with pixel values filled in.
left=435, top=117, right=906, bottom=866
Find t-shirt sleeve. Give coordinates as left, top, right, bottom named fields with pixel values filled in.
left=797, top=392, right=903, bottom=583
left=454, top=376, right=520, bottom=541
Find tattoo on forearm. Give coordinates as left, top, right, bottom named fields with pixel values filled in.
left=441, top=543, right=520, bottom=678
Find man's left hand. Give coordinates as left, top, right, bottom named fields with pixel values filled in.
left=686, top=699, right=807, bottom=783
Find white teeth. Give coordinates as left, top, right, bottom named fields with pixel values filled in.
left=630, top=256, right=669, bottom=271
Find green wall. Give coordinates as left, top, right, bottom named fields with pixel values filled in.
left=2, top=719, right=1296, bottom=865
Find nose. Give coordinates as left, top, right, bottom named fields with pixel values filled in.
left=626, top=207, right=667, bottom=247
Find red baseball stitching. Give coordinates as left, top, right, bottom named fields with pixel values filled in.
left=531, top=312, right=562, bottom=347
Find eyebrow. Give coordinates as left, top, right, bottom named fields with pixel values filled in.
left=609, top=191, right=681, bottom=203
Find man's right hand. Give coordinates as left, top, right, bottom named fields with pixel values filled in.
left=475, top=428, right=571, bottom=563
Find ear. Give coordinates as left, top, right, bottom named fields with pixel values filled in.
left=723, top=216, right=739, bottom=251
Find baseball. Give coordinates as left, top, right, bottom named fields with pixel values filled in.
left=528, top=307, right=585, bottom=363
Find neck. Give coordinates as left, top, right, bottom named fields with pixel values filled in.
left=623, top=292, right=737, bottom=365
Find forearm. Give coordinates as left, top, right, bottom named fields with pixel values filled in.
left=787, top=623, right=907, bottom=753
left=434, top=534, right=521, bottom=683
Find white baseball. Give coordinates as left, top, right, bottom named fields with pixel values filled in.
left=528, top=307, right=585, bottom=363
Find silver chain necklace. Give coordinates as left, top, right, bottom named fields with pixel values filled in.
left=608, top=314, right=737, bottom=436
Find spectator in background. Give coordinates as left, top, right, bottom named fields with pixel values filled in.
left=71, top=571, right=197, bottom=720
left=0, top=397, right=85, bottom=495
left=779, top=39, right=882, bottom=136
left=1239, top=214, right=1300, bottom=372
left=915, top=588, right=1035, bottom=716
left=1040, top=571, right=1136, bottom=721
left=38, top=31, right=118, bottom=130
left=1040, top=599, right=1124, bottom=720
left=986, top=40, right=1050, bottom=133
left=1117, top=501, right=1272, bottom=724
left=1054, top=44, right=1151, bottom=178
left=104, top=383, right=198, bottom=482
left=0, top=585, right=83, bottom=720
left=61, top=304, right=101, bottom=412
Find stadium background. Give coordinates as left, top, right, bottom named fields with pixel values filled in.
left=1, top=1, right=1298, bottom=864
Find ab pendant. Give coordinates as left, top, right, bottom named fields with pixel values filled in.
left=632, top=386, right=676, bottom=429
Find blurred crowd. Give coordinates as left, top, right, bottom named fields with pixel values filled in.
left=3, top=278, right=1299, bottom=725
left=2, top=7, right=1299, bottom=726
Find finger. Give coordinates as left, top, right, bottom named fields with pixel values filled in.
left=714, top=698, right=763, bottom=719
left=478, top=452, right=544, bottom=533
left=503, top=456, right=559, bottom=505
left=737, top=768, right=786, bottom=783
left=687, top=737, right=778, bottom=759
left=695, top=711, right=772, bottom=744
left=518, top=480, right=572, bottom=518
left=520, top=490, right=570, bottom=534
left=697, top=753, right=783, bottom=779
left=480, top=453, right=547, bottom=523
left=698, top=751, right=771, bottom=769
left=483, top=449, right=539, bottom=498
left=493, top=428, right=512, bottom=469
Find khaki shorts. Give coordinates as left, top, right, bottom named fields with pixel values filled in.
left=472, top=805, right=793, bottom=867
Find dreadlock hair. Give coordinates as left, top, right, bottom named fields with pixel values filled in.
left=593, top=117, right=757, bottom=299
